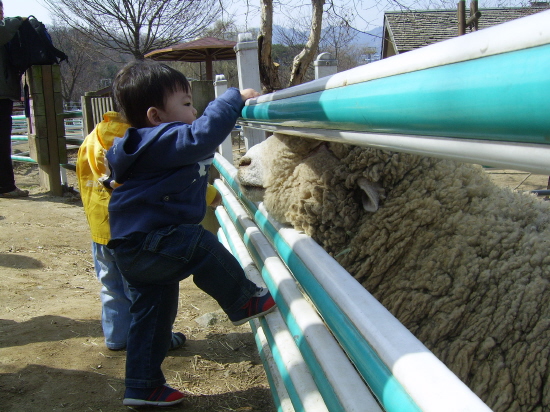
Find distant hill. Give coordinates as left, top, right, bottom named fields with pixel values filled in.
left=272, top=24, right=383, bottom=56
left=350, top=26, right=383, bottom=54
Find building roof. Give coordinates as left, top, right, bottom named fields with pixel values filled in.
left=383, top=4, right=550, bottom=55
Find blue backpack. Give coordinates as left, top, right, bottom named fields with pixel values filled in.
left=6, top=15, right=68, bottom=76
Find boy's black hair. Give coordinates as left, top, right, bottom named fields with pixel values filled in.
left=112, top=60, right=191, bottom=128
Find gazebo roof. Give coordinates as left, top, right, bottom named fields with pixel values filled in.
left=144, top=37, right=237, bottom=62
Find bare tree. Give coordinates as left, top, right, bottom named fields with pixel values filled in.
left=271, top=28, right=313, bottom=87
left=252, top=0, right=533, bottom=92
left=42, top=0, right=223, bottom=60
left=259, top=0, right=325, bottom=91
left=258, top=0, right=282, bottom=93
left=288, top=0, right=325, bottom=86
left=48, top=25, right=88, bottom=103
left=49, top=24, right=128, bottom=103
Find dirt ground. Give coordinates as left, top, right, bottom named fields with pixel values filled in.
left=1, top=145, right=548, bottom=412
left=0, top=146, right=275, bottom=412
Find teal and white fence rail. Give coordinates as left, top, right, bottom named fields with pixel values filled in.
left=10, top=112, right=84, bottom=168
left=214, top=167, right=381, bottom=411
left=239, top=10, right=550, bottom=175
left=11, top=113, right=84, bottom=140
left=213, top=11, right=550, bottom=411
left=212, top=154, right=490, bottom=412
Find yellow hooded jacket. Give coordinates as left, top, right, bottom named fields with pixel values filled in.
left=77, top=111, right=219, bottom=245
left=76, top=112, right=130, bottom=244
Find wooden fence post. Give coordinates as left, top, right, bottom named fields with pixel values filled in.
left=26, top=65, right=66, bottom=196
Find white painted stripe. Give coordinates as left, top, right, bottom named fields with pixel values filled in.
left=216, top=179, right=382, bottom=412
left=238, top=123, right=550, bottom=175
left=252, top=320, right=296, bottom=412
left=258, top=203, right=492, bottom=412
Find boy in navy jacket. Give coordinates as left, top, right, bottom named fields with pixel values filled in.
left=106, top=60, right=276, bottom=407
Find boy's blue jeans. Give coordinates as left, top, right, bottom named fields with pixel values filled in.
left=110, top=223, right=258, bottom=389
left=92, top=242, right=132, bottom=350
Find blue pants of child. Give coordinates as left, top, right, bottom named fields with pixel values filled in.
left=109, top=223, right=258, bottom=389
left=92, top=242, right=132, bottom=350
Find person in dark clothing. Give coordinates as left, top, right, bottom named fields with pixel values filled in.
left=0, top=1, right=28, bottom=198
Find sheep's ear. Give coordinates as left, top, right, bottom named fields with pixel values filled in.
left=357, top=177, right=382, bottom=212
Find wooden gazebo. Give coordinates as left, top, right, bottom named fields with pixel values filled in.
left=145, top=37, right=237, bottom=80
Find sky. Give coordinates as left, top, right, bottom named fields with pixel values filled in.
left=6, top=0, right=266, bottom=26
left=5, top=0, right=53, bottom=23
left=9, top=0, right=390, bottom=30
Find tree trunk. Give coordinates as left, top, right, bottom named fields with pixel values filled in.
left=288, top=0, right=324, bottom=87
left=258, top=0, right=282, bottom=93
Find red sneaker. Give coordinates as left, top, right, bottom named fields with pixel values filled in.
left=228, top=287, right=277, bottom=326
left=123, top=384, right=185, bottom=406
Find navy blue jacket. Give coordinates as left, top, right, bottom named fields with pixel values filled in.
left=106, top=87, right=243, bottom=239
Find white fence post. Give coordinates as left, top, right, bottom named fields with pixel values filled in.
left=314, top=52, right=338, bottom=79
left=234, top=32, right=267, bottom=149
left=214, top=74, right=234, bottom=164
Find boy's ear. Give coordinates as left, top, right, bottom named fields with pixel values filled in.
left=146, top=107, right=163, bottom=126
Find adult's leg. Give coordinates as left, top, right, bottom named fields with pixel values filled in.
left=92, top=242, right=132, bottom=350
left=0, top=99, right=16, bottom=193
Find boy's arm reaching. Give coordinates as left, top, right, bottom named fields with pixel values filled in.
left=106, top=88, right=261, bottom=184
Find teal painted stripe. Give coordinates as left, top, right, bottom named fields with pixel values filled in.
left=259, top=317, right=305, bottom=412
left=252, top=207, right=421, bottom=412
left=259, top=265, right=345, bottom=412
left=215, top=182, right=343, bottom=411
left=11, top=155, right=37, bottom=163
left=213, top=161, right=422, bottom=412
left=242, top=44, right=550, bottom=145
left=217, top=220, right=286, bottom=412
left=250, top=304, right=285, bottom=412
left=215, top=209, right=246, bottom=269
left=213, top=158, right=258, bottom=212
left=218, top=205, right=307, bottom=411
left=215, top=209, right=299, bottom=411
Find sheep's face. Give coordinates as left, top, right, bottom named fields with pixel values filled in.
left=237, top=133, right=384, bottom=238
left=238, top=134, right=324, bottom=198
left=236, top=141, right=268, bottom=202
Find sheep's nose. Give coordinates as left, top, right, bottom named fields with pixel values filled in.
left=239, top=156, right=252, bottom=167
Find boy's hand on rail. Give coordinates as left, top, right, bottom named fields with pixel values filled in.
left=240, top=88, right=260, bottom=102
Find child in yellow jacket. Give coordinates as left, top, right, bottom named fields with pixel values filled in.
left=77, top=111, right=220, bottom=350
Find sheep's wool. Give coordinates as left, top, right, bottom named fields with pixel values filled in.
left=237, top=133, right=550, bottom=412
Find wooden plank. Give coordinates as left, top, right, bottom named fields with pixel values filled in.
left=27, top=66, right=44, bottom=94
left=43, top=65, right=62, bottom=195
left=30, top=114, right=48, bottom=137
left=57, top=137, right=67, bottom=164
left=28, top=134, right=49, bottom=164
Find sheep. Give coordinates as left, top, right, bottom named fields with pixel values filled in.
left=237, top=132, right=550, bottom=412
